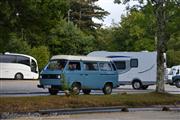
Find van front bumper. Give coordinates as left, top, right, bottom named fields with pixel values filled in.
left=37, top=84, right=62, bottom=89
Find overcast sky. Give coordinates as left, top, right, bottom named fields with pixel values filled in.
left=94, top=0, right=138, bottom=27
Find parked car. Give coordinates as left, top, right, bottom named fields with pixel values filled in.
left=38, top=55, right=119, bottom=95
left=167, top=65, right=180, bottom=85
left=172, top=75, right=180, bottom=88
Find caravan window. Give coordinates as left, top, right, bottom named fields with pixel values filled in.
left=113, top=61, right=126, bottom=70
left=130, top=59, right=138, bottom=68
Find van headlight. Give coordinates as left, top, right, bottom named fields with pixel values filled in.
left=39, top=75, right=42, bottom=79
left=57, top=75, right=61, bottom=79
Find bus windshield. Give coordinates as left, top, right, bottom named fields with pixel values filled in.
left=47, top=60, right=67, bottom=70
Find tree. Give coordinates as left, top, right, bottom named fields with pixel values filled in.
left=49, top=19, right=95, bottom=55
left=69, top=0, right=109, bottom=31
left=114, top=0, right=179, bottom=93
left=29, top=46, right=50, bottom=70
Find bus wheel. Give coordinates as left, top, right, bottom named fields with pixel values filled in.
left=82, top=89, right=91, bottom=95
left=15, top=73, right=23, bottom=80
left=103, top=83, right=112, bottom=95
left=142, top=85, right=149, bottom=90
left=70, top=83, right=81, bottom=95
left=48, top=88, right=59, bottom=95
left=175, top=80, right=180, bottom=88
left=132, top=81, right=142, bottom=89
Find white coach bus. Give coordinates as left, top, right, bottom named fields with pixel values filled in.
left=88, top=51, right=167, bottom=90
left=0, top=52, right=39, bottom=80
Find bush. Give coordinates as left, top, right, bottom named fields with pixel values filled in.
left=29, top=46, right=50, bottom=70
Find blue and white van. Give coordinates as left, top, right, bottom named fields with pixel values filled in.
left=38, top=55, right=119, bottom=95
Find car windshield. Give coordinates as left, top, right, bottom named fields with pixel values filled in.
left=47, top=59, right=67, bottom=70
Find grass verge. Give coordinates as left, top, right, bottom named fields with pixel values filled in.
left=0, top=92, right=180, bottom=113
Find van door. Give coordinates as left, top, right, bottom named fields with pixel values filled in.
left=65, top=61, right=83, bottom=87
left=99, top=62, right=118, bottom=87
left=82, top=61, right=100, bottom=89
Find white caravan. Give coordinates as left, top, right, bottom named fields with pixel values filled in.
left=0, top=52, right=39, bottom=80
left=167, top=65, right=180, bottom=85
left=88, top=51, right=165, bottom=90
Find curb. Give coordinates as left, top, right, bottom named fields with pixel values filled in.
left=38, top=105, right=180, bottom=115
left=1, top=106, right=180, bottom=119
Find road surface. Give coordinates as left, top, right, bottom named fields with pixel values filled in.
left=0, top=80, right=179, bottom=96
left=3, top=111, right=180, bottom=120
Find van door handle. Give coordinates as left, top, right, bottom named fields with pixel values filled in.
left=84, top=74, right=88, bottom=76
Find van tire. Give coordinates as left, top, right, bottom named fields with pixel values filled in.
left=142, top=85, right=149, bottom=90
left=175, top=80, right=180, bottom=88
left=70, top=83, right=81, bottom=95
left=132, top=80, right=142, bottom=89
left=48, top=88, right=59, bottom=95
left=15, top=73, right=23, bottom=80
left=103, top=83, right=112, bottom=95
left=82, top=89, right=91, bottom=95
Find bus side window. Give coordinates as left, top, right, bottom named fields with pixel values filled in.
left=0, top=55, right=16, bottom=63
left=31, top=59, right=37, bottom=73
left=17, top=56, right=30, bottom=66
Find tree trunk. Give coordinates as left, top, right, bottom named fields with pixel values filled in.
left=155, top=0, right=166, bottom=93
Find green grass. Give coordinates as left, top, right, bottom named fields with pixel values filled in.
left=0, top=92, right=180, bottom=113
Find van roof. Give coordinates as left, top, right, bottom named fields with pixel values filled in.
left=51, top=55, right=111, bottom=62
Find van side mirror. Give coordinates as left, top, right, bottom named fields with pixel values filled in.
left=176, top=69, right=179, bottom=75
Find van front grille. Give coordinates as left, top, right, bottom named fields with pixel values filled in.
left=41, top=74, right=59, bottom=79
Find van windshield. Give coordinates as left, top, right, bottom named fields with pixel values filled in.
left=47, top=59, right=67, bottom=70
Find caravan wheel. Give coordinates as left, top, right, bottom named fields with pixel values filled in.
left=132, top=81, right=142, bottom=89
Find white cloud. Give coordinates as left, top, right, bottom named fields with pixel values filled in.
left=94, top=0, right=139, bottom=27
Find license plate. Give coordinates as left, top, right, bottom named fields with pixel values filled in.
left=44, top=85, right=51, bottom=88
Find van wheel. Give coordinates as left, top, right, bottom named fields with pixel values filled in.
left=175, top=80, right=180, bottom=88
left=48, top=88, right=59, bottom=95
left=103, top=84, right=112, bottom=95
left=132, top=81, right=142, bottom=89
left=15, top=73, right=23, bottom=80
left=142, top=85, right=149, bottom=90
left=82, top=89, right=91, bottom=95
left=70, top=83, right=81, bottom=95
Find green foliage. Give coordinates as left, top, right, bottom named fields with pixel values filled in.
left=5, top=33, right=31, bottom=54
left=29, top=46, right=50, bottom=70
left=61, top=73, right=69, bottom=90
left=69, top=0, right=109, bottom=31
left=49, top=20, right=95, bottom=55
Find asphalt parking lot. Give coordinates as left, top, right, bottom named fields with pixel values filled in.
left=0, top=80, right=179, bottom=97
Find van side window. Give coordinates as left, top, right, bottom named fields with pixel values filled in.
left=113, top=61, right=126, bottom=70
left=83, top=62, right=98, bottom=71
left=67, top=62, right=81, bottom=71
left=99, top=63, right=112, bottom=71
left=130, top=59, right=138, bottom=68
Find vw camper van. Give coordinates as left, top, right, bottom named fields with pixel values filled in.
left=38, top=55, right=119, bottom=95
